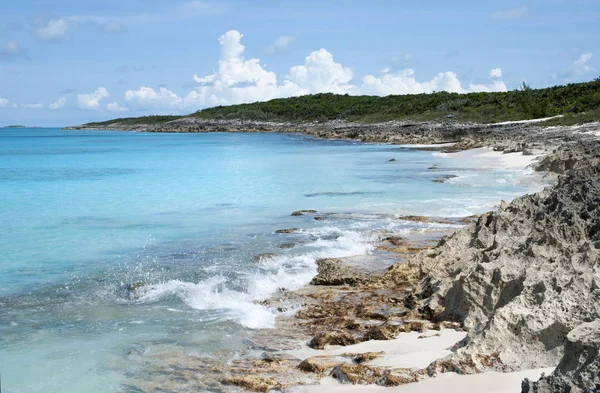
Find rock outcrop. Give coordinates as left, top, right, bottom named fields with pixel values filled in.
left=522, top=321, right=600, bottom=393
left=310, top=258, right=367, bottom=286
left=397, top=142, right=600, bottom=381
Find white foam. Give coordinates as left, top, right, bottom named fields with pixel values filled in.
left=134, top=227, right=378, bottom=329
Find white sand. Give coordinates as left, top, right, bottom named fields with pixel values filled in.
left=492, top=115, right=562, bottom=125
left=434, top=147, right=540, bottom=170
left=288, top=329, right=554, bottom=393
left=292, top=368, right=554, bottom=393
left=287, top=330, right=466, bottom=370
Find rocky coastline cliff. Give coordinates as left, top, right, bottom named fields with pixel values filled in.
left=399, top=140, right=600, bottom=392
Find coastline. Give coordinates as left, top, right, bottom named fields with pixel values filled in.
left=64, top=120, right=600, bottom=392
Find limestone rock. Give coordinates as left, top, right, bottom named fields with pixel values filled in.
left=521, top=321, right=600, bottom=393
left=310, top=258, right=366, bottom=286
left=308, top=331, right=358, bottom=349
left=226, top=375, right=281, bottom=392
left=407, top=147, right=600, bottom=372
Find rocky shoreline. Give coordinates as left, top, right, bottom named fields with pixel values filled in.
left=84, top=119, right=600, bottom=392
left=66, top=118, right=600, bottom=154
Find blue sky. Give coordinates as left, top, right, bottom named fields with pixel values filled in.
left=0, top=0, right=598, bottom=126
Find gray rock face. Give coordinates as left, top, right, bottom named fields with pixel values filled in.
left=522, top=321, right=600, bottom=393
left=410, top=142, right=600, bottom=375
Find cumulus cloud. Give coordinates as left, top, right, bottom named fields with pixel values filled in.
left=0, top=41, right=28, bottom=61
left=126, top=30, right=509, bottom=111
left=360, top=69, right=464, bottom=95
left=78, top=87, right=109, bottom=109
left=492, top=6, right=529, bottom=19
left=124, top=86, right=184, bottom=109
left=490, top=68, right=503, bottom=78
left=48, top=97, right=67, bottom=110
left=34, top=18, right=69, bottom=42
left=265, top=35, right=294, bottom=54
left=0, top=97, right=9, bottom=107
left=106, top=102, right=129, bottom=112
left=287, top=49, right=354, bottom=94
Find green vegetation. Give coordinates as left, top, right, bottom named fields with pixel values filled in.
left=84, top=115, right=183, bottom=127
left=84, top=78, right=600, bottom=126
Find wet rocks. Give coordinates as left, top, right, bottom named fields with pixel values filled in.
left=121, top=282, right=146, bottom=300
left=278, top=243, right=295, bottom=249
left=399, top=215, right=431, bottom=223
left=291, top=210, right=317, bottom=216
left=308, top=331, right=358, bottom=349
left=298, top=356, right=342, bottom=373
left=310, top=258, right=367, bottom=286
left=275, top=228, right=299, bottom=234
left=225, top=375, right=281, bottom=392
left=432, top=174, right=458, bottom=183
left=254, top=253, right=280, bottom=261
left=330, top=363, right=383, bottom=384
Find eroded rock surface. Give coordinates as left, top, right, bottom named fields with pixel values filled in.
left=522, top=321, right=600, bottom=393
left=395, top=142, right=600, bottom=381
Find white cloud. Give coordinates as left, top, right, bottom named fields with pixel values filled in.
left=127, top=30, right=510, bottom=112
left=48, top=97, right=67, bottom=110
left=34, top=19, right=69, bottom=42
left=287, top=48, right=354, bottom=94
left=23, top=103, right=45, bottom=109
left=572, top=53, right=593, bottom=76
left=124, top=86, right=183, bottom=109
left=0, top=41, right=27, bottom=61
left=360, top=69, right=465, bottom=95
left=492, top=6, right=529, bottom=19
left=0, top=97, right=8, bottom=107
left=467, top=68, right=508, bottom=92
left=265, top=35, right=294, bottom=54
left=559, top=53, right=594, bottom=82
left=78, top=87, right=109, bottom=109
left=106, top=102, right=129, bottom=112
left=490, top=68, right=503, bottom=78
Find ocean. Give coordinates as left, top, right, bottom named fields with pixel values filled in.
left=0, top=127, right=543, bottom=392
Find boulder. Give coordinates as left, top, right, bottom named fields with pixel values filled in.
left=407, top=150, right=600, bottom=372
left=310, top=258, right=366, bottom=286
left=521, top=321, right=600, bottom=393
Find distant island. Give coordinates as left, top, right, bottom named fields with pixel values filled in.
left=76, top=78, right=600, bottom=129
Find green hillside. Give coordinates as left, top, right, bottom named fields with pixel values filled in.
left=84, top=78, right=600, bottom=127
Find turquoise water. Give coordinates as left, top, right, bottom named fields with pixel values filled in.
left=0, top=128, right=541, bottom=392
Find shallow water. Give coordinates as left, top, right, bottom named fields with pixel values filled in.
left=0, top=128, right=544, bottom=392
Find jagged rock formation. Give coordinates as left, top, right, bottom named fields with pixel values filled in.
left=522, top=321, right=600, bottom=393
left=395, top=142, right=600, bottom=385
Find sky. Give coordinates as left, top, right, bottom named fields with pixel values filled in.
left=0, top=0, right=598, bottom=126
